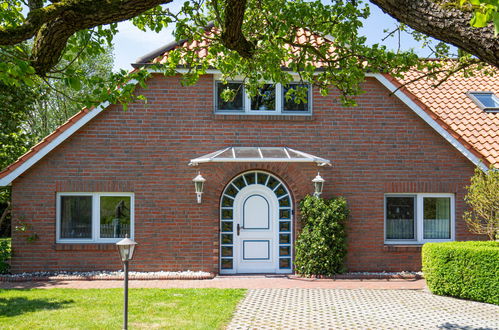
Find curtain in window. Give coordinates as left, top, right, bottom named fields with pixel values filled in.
left=386, top=197, right=415, bottom=240
left=423, top=197, right=450, bottom=239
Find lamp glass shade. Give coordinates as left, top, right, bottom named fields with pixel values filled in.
left=116, top=237, right=137, bottom=262
left=312, top=173, right=325, bottom=196
left=193, top=173, right=206, bottom=194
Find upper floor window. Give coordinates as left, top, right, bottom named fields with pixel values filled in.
left=56, top=192, right=134, bottom=243
left=385, top=193, right=454, bottom=244
left=215, top=81, right=311, bottom=115
left=467, top=92, right=499, bottom=112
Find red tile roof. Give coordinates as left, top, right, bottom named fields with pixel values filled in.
left=399, top=67, right=498, bottom=167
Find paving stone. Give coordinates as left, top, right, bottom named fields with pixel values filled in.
left=227, top=289, right=499, bottom=330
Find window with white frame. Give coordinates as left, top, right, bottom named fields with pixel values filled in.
left=57, top=193, right=134, bottom=243
left=215, top=81, right=311, bottom=114
left=385, top=194, right=454, bottom=244
left=467, top=91, right=499, bottom=112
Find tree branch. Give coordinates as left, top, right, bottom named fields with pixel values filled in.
left=0, top=0, right=173, bottom=75
left=370, top=0, right=498, bottom=68
left=220, top=0, right=255, bottom=58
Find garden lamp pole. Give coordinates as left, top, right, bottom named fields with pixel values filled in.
left=116, top=236, right=137, bottom=330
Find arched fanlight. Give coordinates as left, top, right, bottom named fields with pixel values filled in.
left=192, top=171, right=206, bottom=203
left=312, top=172, right=325, bottom=197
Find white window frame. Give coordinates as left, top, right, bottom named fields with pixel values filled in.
left=384, top=193, right=455, bottom=244
left=214, top=78, right=312, bottom=115
left=467, top=91, right=499, bottom=113
left=56, top=192, right=135, bottom=243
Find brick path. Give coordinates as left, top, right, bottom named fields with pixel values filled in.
left=227, top=288, right=499, bottom=329
left=0, top=275, right=425, bottom=290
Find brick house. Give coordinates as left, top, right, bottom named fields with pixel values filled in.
left=1, top=37, right=498, bottom=274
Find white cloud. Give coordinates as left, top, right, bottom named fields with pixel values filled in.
left=113, top=21, right=175, bottom=71
left=112, top=0, right=184, bottom=71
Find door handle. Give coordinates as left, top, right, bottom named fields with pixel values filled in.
left=237, top=223, right=241, bottom=236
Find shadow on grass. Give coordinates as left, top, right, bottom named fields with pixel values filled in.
left=0, top=296, right=73, bottom=317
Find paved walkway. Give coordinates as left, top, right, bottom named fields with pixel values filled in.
left=0, top=275, right=425, bottom=290
left=1, top=276, right=496, bottom=329
left=227, top=288, right=499, bottom=329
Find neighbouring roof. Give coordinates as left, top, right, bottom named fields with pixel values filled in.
left=189, top=147, right=331, bottom=166
left=0, top=31, right=497, bottom=186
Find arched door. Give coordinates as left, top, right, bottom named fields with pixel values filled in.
left=220, top=171, right=293, bottom=274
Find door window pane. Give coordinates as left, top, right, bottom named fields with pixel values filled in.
left=423, top=197, right=451, bottom=239
left=217, top=82, right=243, bottom=111
left=60, top=196, right=92, bottom=239
left=251, top=84, right=275, bottom=111
left=100, top=196, right=131, bottom=238
left=283, top=84, right=309, bottom=112
left=386, top=196, right=415, bottom=240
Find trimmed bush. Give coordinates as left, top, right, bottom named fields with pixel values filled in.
left=0, top=238, right=10, bottom=274
left=422, top=241, right=499, bottom=305
left=294, top=195, right=348, bottom=276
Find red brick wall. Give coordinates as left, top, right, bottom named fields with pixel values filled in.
left=10, top=74, right=480, bottom=273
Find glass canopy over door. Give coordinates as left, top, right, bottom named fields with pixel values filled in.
left=189, top=147, right=331, bottom=166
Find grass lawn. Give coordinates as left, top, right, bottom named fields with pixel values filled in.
left=0, top=288, right=246, bottom=329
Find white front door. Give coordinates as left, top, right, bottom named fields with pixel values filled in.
left=220, top=171, right=293, bottom=274
left=234, top=185, right=279, bottom=273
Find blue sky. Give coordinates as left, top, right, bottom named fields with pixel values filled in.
left=111, top=1, right=433, bottom=71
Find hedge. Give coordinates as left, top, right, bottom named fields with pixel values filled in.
left=0, top=238, right=10, bottom=274
left=422, top=241, right=499, bottom=305
left=294, top=195, right=348, bottom=277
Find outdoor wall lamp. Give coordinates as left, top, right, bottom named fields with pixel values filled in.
left=192, top=171, right=206, bottom=203
left=312, top=172, right=325, bottom=197
left=116, top=235, right=137, bottom=330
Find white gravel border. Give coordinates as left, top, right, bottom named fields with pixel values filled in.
left=0, top=270, right=214, bottom=281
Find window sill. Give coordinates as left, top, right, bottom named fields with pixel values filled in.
left=53, top=243, right=117, bottom=251
left=212, top=113, right=314, bottom=121
left=383, top=244, right=423, bottom=252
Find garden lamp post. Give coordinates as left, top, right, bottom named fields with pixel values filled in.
left=312, top=172, right=325, bottom=197
left=116, top=236, right=137, bottom=330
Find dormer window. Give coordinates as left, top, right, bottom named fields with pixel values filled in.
left=468, top=92, right=499, bottom=112
left=215, top=80, right=311, bottom=115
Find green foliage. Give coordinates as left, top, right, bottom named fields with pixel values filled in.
left=27, top=45, right=114, bottom=139
left=0, top=76, right=37, bottom=171
left=0, top=1, right=494, bottom=118
left=0, top=0, right=424, bottom=108
left=294, top=195, right=349, bottom=276
left=422, top=241, right=499, bottom=305
left=462, top=0, right=499, bottom=36
left=0, top=238, right=11, bottom=274
left=463, top=167, right=499, bottom=240
left=167, top=0, right=421, bottom=106
left=441, top=0, right=499, bottom=36
left=0, top=44, right=113, bottom=162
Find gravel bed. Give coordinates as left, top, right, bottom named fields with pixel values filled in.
left=0, top=270, right=214, bottom=282
left=290, top=271, right=423, bottom=280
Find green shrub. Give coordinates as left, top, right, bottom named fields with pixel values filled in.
left=422, top=241, right=499, bottom=305
left=294, top=195, right=349, bottom=276
left=0, top=238, right=11, bottom=274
